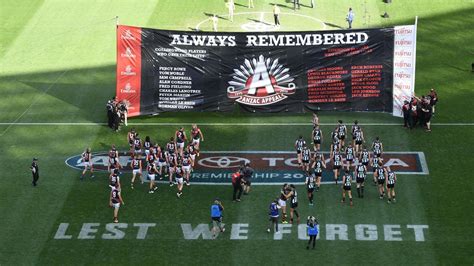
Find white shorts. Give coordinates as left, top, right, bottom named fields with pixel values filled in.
left=145, top=149, right=150, bottom=156
left=175, top=177, right=184, bottom=184
left=177, top=142, right=185, bottom=149
left=169, top=167, right=176, bottom=174
left=183, top=165, right=191, bottom=173
left=134, top=149, right=142, bottom=155
left=148, top=173, right=155, bottom=181
left=112, top=202, right=120, bottom=209
left=83, top=161, right=91, bottom=167
left=278, top=199, right=287, bottom=207
left=133, top=169, right=141, bottom=175
left=192, top=138, right=200, bottom=145
left=158, top=161, right=167, bottom=167
left=190, top=154, right=196, bottom=161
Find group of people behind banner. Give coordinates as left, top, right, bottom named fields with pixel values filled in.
left=402, top=88, right=438, bottom=132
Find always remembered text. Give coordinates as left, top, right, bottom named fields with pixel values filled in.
left=170, top=32, right=369, bottom=47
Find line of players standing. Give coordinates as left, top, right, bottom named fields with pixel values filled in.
left=80, top=124, right=204, bottom=223
left=271, top=115, right=398, bottom=228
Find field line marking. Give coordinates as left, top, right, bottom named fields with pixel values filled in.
left=0, top=69, right=69, bottom=136
left=0, top=122, right=473, bottom=126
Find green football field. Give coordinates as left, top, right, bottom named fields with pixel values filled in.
left=0, top=0, right=473, bottom=265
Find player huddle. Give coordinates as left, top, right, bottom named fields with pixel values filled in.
left=80, top=124, right=204, bottom=223
left=292, top=115, right=397, bottom=208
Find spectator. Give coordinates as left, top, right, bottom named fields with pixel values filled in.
left=346, top=8, right=354, bottom=29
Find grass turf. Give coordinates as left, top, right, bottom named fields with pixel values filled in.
left=0, top=0, right=473, bottom=265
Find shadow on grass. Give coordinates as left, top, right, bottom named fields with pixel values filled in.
left=0, top=7, right=472, bottom=123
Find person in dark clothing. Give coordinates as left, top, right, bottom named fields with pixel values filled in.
left=402, top=100, right=410, bottom=128
left=31, top=158, right=39, bottom=187
left=112, top=105, right=121, bottom=132
left=106, top=97, right=116, bottom=129
left=243, top=162, right=254, bottom=195
left=232, top=166, right=244, bottom=202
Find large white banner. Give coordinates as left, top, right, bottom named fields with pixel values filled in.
left=392, top=24, right=417, bottom=117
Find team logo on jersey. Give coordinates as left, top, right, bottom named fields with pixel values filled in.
left=227, top=55, right=296, bottom=106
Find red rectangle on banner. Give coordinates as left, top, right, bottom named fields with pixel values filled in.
left=116, top=25, right=142, bottom=117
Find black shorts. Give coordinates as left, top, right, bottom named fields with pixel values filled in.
left=374, top=152, right=382, bottom=157
left=387, top=184, right=395, bottom=188
left=362, top=161, right=369, bottom=166
left=313, top=139, right=321, bottom=145
left=296, top=150, right=302, bottom=154
left=302, top=160, right=310, bottom=164
left=333, top=165, right=341, bottom=170
left=355, top=140, right=363, bottom=145
left=346, top=158, right=353, bottom=163
left=315, top=172, right=322, bottom=177
left=356, top=177, right=365, bottom=183
left=343, top=186, right=351, bottom=191
left=339, top=135, right=346, bottom=140
left=245, top=179, right=252, bottom=186
left=211, top=217, right=222, bottom=222
left=307, top=187, right=315, bottom=193
left=377, top=179, right=385, bottom=185
left=424, top=114, right=432, bottom=123
left=291, top=203, right=298, bottom=209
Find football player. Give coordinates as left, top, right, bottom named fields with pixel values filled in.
left=372, top=136, right=383, bottom=158
left=175, top=165, right=184, bottom=198
left=146, top=162, right=159, bottom=194
left=311, top=153, right=326, bottom=191
left=167, top=152, right=178, bottom=187
left=355, top=161, right=367, bottom=198
left=167, top=137, right=177, bottom=155
left=305, top=171, right=316, bottom=205
left=109, top=168, right=121, bottom=189
left=109, top=184, right=124, bottom=223
left=337, top=120, right=347, bottom=148
left=386, top=167, right=397, bottom=203
left=278, top=184, right=292, bottom=224
left=190, top=124, right=204, bottom=152
left=344, top=144, right=355, bottom=171
left=375, top=162, right=387, bottom=199
left=288, top=184, right=300, bottom=224
left=143, top=136, right=152, bottom=157
left=130, top=154, right=143, bottom=189
left=295, top=136, right=306, bottom=165
left=353, top=127, right=365, bottom=156
left=311, top=124, right=323, bottom=152
left=182, top=151, right=193, bottom=185
left=132, top=133, right=142, bottom=157
left=332, top=147, right=343, bottom=184
left=175, top=127, right=187, bottom=157
left=341, top=170, right=353, bottom=206
left=81, top=147, right=94, bottom=180
left=301, top=145, right=312, bottom=172
left=127, top=128, right=136, bottom=152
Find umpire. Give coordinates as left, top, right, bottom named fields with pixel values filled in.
left=31, top=158, right=39, bottom=187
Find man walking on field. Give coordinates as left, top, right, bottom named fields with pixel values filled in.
left=228, top=0, right=235, bottom=22
left=273, top=4, right=281, bottom=27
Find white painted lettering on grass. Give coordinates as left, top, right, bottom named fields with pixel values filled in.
left=78, top=223, right=100, bottom=239
left=102, top=223, right=127, bottom=239
left=326, top=224, right=348, bottom=240
left=134, top=223, right=156, bottom=239
left=273, top=224, right=292, bottom=240
left=407, top=224, right=429, bottom=241
left=181, top=224, right=213, bottom=240
left=230, top=224, right=249, bottom=240
left=54, top=223, right=72, bottom=239
left=384, top=224, right=403, bottom=241
left=298, top=224, right=320, bottom=240
left=355, top=224, right=378, bottom=241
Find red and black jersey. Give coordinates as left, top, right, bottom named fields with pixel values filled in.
left=188, top=144, right=198, bottom=155
left=111, top=189, right=121, bottom=204
left=167, top=142, right=176, bottom=153
left=176, top=130, right=186, bottom=143
left=128, top=131, right=136, bottom=144
left=147, top=164, right=156, bottom=174
left=147, top=153, right=156, bottom=164
left=191, top=128, right=200, bottom=139
left=132, top=158, right=141, bottom=170
left=82, top=151, right=91, bottom=162
left=182, top=156, right=191, bottom=166
left=109, top=149, right=117, bottom=159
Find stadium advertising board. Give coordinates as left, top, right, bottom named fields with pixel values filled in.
left=116, top=25, right=395, bottom=116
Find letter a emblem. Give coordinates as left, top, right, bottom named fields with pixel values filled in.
left=247, top=55, right=275, bottom=96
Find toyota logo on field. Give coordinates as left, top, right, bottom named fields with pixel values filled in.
left=198, top=156, right=250, bottom=169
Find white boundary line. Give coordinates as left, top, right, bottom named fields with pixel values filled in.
left=1, top=122, right=473, bottom=126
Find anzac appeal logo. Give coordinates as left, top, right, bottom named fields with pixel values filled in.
left=227, top=55, right=296, bottom=106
